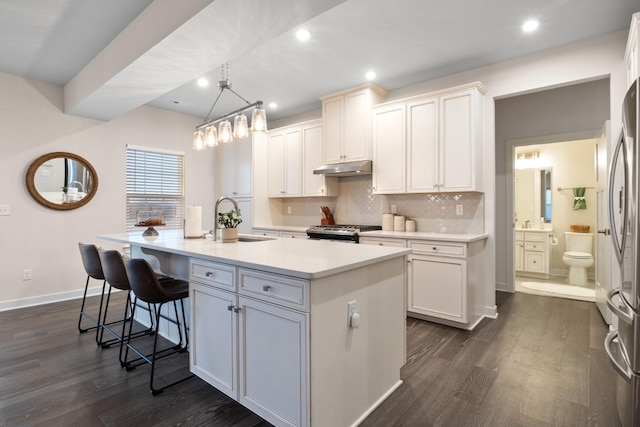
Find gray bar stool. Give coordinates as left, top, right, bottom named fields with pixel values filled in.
left=122, top=258, right=193, bottom=395
left=97, top=249, right=156, bottom=364
left=77, top=243, right=110, bottom=342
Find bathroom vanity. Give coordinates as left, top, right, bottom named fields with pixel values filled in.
left=515, top=227, right=553, bottom=279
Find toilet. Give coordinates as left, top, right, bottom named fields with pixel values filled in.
left=562, top=232, right=594, bottom=286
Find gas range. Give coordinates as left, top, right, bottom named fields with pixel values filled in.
left=306, top=224, right=382, bottom=243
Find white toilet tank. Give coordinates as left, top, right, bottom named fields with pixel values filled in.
left=565, top=232, right=593, bottom=253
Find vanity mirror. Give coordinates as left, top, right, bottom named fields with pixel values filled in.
left=515, top=166, right=552, bottom=225
left=26, top=152, right=98, bottom=210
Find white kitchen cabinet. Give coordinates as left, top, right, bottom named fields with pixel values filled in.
left=301, top=121, right=339, bottom=197
left=321, top=83, right=387, bottom=164
left=515, top=230, right=550, bottom=279
left=626, top=12, right=639, bottom=87
left=189, top=259, right=309, bottom=427
left=218, top=134, right=252, bottom=198
left=268, top=126, right=301, bottom=197
left=371, top=82, right=484, bottom=195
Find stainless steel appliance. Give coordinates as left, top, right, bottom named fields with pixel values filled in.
left=606, top=78, right=640, bottom=427
left=306, top=225, right=382, bottom=243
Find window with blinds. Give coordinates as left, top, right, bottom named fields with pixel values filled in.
left=126, top=146, right=184, bottom=231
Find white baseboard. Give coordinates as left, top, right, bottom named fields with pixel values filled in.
left=0, top=287, right=105, bottom=312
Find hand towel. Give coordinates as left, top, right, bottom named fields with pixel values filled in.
left=573, top=187, right=586, bottom=210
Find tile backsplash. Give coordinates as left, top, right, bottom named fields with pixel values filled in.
left=281, top=175, right=484, bottom=234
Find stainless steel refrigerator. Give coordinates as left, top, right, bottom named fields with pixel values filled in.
left=606, top=77, right=639, bottom=427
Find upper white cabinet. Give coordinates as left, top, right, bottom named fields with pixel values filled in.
left=268, top=126, right=301, bottom=197
left=268, top=120, right=339, bottom=198
left=372, top=82, right=485, bottom=194
left=321, top=83, right=387, bottom=164
left=626, top=12, right=640, bottom=86
left=218, top=135, right=252, bottom=198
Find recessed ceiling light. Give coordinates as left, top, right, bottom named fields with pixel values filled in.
left=269, top=102, right=278, bottom=109
left=197, top=78, right=209, bottom=87
left=365, top=71, right=376, bottom=81
left=522, top=19, right=540, bottom=33
left=296, top=29, right=311, bottom=41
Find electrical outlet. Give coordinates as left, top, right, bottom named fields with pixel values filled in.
left=0, top=204, right=9, bottom=216
left=391, top=205, right=397, bottom=214
left=287, top=206, right=292, bottom=214
left=23, top=269, right=32, bottom=281
left=456, top=205, right=464, bottom=216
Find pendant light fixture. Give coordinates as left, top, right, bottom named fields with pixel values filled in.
left=192, top=64, right=267, bottom=149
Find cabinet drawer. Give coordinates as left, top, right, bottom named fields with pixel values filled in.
left=515, top=231, right=523, bottom=241
left=359, top=237, right=406, bottom=247
left=524, top=242, right=546, bottom=252
left=524, top=232, right=546, bottom=242
left=252, top=229, right=280, bottom=237
left=409, top=240, right=466, bottom=257
left=238, top=268, right=309, bottom=311
left=279, top=231, right=308, bottom=239
left=190, top=259, right=236, bottom=291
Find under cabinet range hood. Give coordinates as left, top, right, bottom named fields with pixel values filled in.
left=313, top=160, right=372, bottom=177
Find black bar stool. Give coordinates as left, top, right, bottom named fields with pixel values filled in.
left=77, top=243, right=107, bottom=338
left=123, top=258, right=193, bottom=395
left=97, top=250, right=156, bottom=364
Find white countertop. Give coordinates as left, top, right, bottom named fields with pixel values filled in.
left=515, top=227, right=553, bottom=232
left=360, top=230, right=489, bottom=243
left=97, top=230, right=410, bottom=280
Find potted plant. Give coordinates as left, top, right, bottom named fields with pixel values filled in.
left=217, top=209, right=242, bottom=242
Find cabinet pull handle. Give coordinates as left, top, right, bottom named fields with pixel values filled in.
left=263, top=285, right=271, bottom=292
left=227, top=305, right=233, bottom=311
left=205, top=271, right=213, bottom=277
left=233, top=306, right=241, bottom=313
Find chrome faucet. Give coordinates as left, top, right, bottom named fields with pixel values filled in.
left=213, top=196, right=241, bottom=241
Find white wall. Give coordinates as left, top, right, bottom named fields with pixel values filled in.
left=0, top=72, right=213, bottom=310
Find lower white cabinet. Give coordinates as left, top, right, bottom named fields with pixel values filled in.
left=515, top=230, right=550, bottom=279
left=189, top=259, right=309, bottom=427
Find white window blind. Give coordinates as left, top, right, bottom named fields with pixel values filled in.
left=126, top=146, right=184, bottom=231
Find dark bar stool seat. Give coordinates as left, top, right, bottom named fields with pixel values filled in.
left=123, top=258, right=193, bottom=395
left=98, top=250, right=156, bottom=364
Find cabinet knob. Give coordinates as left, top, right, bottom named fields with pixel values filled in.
left=432, top=247, right=437, bottom=251
left=378, top=242, right=383, bottom=246
left=227, top=305, right=233, bottom=311
left=263, top=285, right=271, bottom=292
left=233, top=306, right=241, bottom=313
left=291, top=235, right=295, bottom=238
left=205, top=271, right=213, bottom=277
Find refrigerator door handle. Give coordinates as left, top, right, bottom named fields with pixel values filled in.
left=605, top=331, right=633, bottom=382
left=608, top=129, right=628, bottom=266
left=607, top=288, right=635, bottom=325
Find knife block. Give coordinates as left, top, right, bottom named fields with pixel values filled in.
left=321, top=215, right=335, bottom=225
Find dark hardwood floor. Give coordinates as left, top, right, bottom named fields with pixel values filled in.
left=0, top=291, right=621, bottom=426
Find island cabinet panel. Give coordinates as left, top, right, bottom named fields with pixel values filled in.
left=238, top=296, right=308, bottom=427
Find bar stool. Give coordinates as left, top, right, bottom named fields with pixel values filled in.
left=97, top=250, right=156, bottom=364
left=77, top=243, right=108, bottom=340
left=123, top=258, right=193, bottom=395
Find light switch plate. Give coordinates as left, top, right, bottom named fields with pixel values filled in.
left=456, top=205, right=463, bottom=216
left=0, top=204, right=10, bottom=216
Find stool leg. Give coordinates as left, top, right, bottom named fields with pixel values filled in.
left=78, top=277, right=103, bottom=333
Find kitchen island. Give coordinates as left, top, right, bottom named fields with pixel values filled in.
left=97, top=230, right=410, bottom=427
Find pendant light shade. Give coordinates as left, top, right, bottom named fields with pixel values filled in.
left=204, top=125, right=218, bottom=147
left=218, top=119, right=233, bottom=143
left=251, top=107, right=267, bottom=132
left=192, top=130, right=205, bottom=150
left=233, top=114, right=249, bottom=138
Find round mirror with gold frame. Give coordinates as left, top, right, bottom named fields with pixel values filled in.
left=26, top=152, right=98, bottom=210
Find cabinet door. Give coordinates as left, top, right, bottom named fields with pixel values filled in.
left=372, top=103, right=405, bottom=194
left=284, top=128, right=302, bottom=197
left=407, top=97, right=439, bottom=193
left=302, top=122, right=335, bottom=197
left=515, top=242, right=524, bottom=271
left=439, top=90, right=476, bottom=191
left=343, top=90, right=370, bottom=161
left=189, top=283, right=238, bottom=399
left=524, top=251, right=546, bottom=273
left=268, top=132, right=285, bottom=197
left=407, top=254, right=467, bottom=323
left=323, top=97, right=343, bottom=164
left=218, top=139, right=238, bottom=197
left=236, top=136, right=253, bottom=197
left=238, top=296, right=308, bottom=427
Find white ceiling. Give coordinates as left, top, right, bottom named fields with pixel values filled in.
left=0, top=0, right=637, bottom=123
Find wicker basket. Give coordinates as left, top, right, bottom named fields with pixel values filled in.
left=569, top=225, right=590, bottom=233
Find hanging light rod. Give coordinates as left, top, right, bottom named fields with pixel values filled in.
left=192, top=64, right=267, bottom=150
left=195, top=100, right=264, bottom=131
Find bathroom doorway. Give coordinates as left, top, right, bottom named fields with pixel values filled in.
left=511, top=136, right=599, bottom=302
